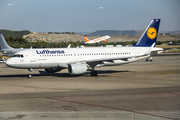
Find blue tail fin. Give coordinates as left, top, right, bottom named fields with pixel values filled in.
left=133, top=19, right=161, bottom=47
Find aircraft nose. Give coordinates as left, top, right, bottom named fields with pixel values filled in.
left=5, top=58, right=15, bottom=67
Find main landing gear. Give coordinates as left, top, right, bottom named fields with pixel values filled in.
left=146, top=57, right=153, bottom=61
left=90, top=71, right=98, bottom=76
left=27, top=69, right=33, bottom=78
left=90, top=67, right=98, bottom=76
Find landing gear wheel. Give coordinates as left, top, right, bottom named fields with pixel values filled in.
left=90, top=71, right=98, bottom=76
left=149, top=57, right=153, bottom=61
left=27, top=74, right=32, bottom=78
left=27, top=69, right=33, bottom=78
left=146, top=57, right=153, bottom=61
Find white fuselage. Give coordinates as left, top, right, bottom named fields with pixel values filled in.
left=6, top=46, right=150, bottom=69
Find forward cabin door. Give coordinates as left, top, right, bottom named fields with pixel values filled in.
left=30, top=51, right=36, bottom=62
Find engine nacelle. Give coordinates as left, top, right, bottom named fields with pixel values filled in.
left=68, top=64, right=88, bottom=75
left=45, top=67, right=62, bottom=73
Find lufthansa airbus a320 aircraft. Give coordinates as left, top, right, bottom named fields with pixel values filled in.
left=6, top=19, right=163, bottom=78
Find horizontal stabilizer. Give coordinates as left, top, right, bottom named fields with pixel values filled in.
left=145, top=43, right=156, bottom=55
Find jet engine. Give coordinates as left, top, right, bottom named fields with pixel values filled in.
left=68, top=64, right=88, bottom=75
left=45, top=67, right=62, bottom=73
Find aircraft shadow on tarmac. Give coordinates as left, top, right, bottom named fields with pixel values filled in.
left=0, top=70, right=130, bottom=78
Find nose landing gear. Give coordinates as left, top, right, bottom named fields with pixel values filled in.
left=27, top=69, right=33, bottom=78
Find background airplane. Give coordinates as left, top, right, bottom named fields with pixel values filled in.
left=84, top=35, right=110, bottom=44
left=5, top=19, right=163, bottom=78
left=0, top=31, right=26, bottom=56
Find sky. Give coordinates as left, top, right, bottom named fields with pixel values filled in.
left=0, top=0, right=180, bottom=33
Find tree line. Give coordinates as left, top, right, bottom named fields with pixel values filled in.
left=0, top=29, right=31, bottom=38
left=1, top=36, right=180, bottom=49
left=2, top=37, right=137, bottom=49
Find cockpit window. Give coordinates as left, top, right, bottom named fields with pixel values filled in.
left=13, top=54, right=24, bottom=58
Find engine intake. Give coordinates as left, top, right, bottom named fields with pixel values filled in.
left=68, top=64, right=87, bottom=75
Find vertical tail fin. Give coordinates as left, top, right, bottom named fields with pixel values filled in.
left=84, top=36, right=90, bottom=42
left=133, top=19, right=161, bottom=47
left=0, top=31, right=13, bottom=49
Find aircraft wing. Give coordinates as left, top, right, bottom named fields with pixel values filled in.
left=68, top=55, right=137, bottom=68
left=85, top=56, right=136, bottom=63
left=85, top=53, right=151, bottom=68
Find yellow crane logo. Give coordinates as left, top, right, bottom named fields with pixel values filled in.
left=147, top=27, right=157, bottom=39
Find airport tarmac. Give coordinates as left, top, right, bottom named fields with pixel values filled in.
left=0, top=52, right=180, bottom=120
